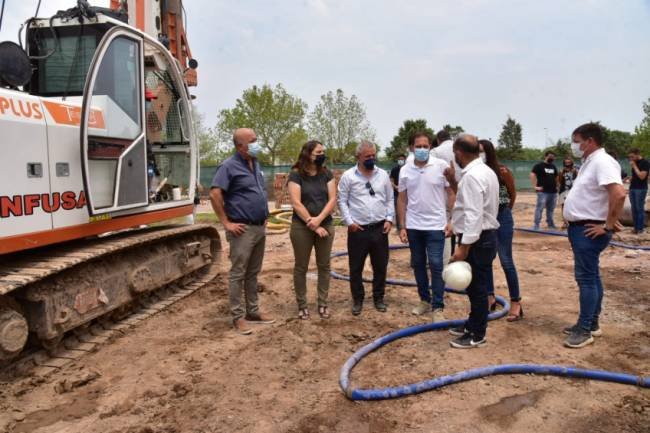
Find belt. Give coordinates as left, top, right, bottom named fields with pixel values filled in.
left=568, top=220, right=605, bottom=226
left=229, top=218, right=266, bottom=226
left=360, top=221, right=385, bottom=230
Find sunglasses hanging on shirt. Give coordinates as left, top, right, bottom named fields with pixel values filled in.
left=365, top=181, right=376, bottom=196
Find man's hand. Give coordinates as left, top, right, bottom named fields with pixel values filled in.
left=348, top=223, right=364, bottom=233
left=444, top=165, right=455, bottom=184
left=444, top=222, right=453, bottom=238
left=383, top=221, right=392, bottom=234
left=399, top=228, right=408, bottom=244
left=613, top=221, right=624, bottom=232
left=306, top=216, right=321, bottom=231
left=584, top=223, right=609, bottom=239
left=224, top=221, right=247, bottom=236
left=315, top=227, right=329, bottom=238
left=450, top=244, right=469, bottom=262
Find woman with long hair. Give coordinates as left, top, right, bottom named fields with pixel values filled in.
left=288, top=140, right=337, bottom=320
left=479, top=139, right=523, bottom=321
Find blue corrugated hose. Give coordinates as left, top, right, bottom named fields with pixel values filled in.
left=333, top=244, right=649, bottom=401
left=514, top=227, right=650, bottom=251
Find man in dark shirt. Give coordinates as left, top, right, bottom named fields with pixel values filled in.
left=389, top=154, right=406, bottom=229
left=210, top=128, right=275, bottom=335
left=530, top=151, right=559, bottom=230
left=628, top=148, right=649, bottom=234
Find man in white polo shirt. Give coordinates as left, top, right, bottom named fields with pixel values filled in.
left=562, top=123, right=626, bottom=348
left=397, top=131, right=456, bottom=322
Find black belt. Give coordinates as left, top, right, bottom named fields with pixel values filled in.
left=229, top=218, right=266, bottom=226
left=569, top=220, right=605, bottom=226
left=360, top=221, right=385, bottom=230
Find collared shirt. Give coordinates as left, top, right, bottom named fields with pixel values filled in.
left=398, top=158, right=449, bottom=230
left=451, top=158, right=500, bottom=245
left=211, top=152, right=269, bottom=222
left=337, top=165, right=394, bottom=226
left=563, top=148, right=622, bottom=222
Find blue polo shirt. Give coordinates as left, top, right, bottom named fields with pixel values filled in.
left=211, top=152, right=269, bottom=223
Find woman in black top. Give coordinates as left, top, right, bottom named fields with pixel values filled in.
left=559, top=157, right=578, bottom=229
left=288, top=140, right=337, bottom=319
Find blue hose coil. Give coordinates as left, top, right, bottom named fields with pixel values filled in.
left=332, top=244, right=650, bottom=400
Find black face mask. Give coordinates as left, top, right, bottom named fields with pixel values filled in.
left=547, top=157, right=555, bottom=163
left=363, top=158, right=376, bottom=170
left=314, top=154, right=326, bottom=167
left=564, top=164, right=573, bottom=169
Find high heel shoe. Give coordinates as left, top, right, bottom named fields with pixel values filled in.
left=506, top=303, right=524, bottom=322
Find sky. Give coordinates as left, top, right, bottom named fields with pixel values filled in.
left=1, top=0, right=649, bottom=151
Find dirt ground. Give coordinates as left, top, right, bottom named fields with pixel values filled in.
left=1, top=192, right=649, bottom=433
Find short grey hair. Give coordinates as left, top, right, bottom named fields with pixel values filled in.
left=355, top=140, right=376, bottom=156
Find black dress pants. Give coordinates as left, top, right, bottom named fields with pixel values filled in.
left=347, top=223, right=389, bottom=303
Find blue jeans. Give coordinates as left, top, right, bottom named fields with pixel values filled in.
left=407, top=229, right=445, bottom=309
left=487, top=207, right=521, bottom=301
left=534, top=192, right=557, bottom=228
left=629, top=188, right=647, bottom=232
left=464, top=230, right=498, bottom=339
left=568, top=224, right=612, bottom=331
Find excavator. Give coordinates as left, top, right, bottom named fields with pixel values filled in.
left=0, top=0, right=221, bottom=363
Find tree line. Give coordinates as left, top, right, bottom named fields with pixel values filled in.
left=197, top=85, right=650, bottom=165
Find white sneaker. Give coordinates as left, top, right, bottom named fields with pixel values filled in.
left=411, top=301, right=431, bottom=315
left=432, top=308, right=446, bottom=322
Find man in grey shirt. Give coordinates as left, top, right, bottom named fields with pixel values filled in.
left=338, top=141, right=394, bottom=315
left=210, top=128, right=275, bottom=335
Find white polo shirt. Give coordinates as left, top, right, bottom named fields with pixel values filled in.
left=563, top=148, right=622, bottom=222
left=398, top=158, right=450, bottom=230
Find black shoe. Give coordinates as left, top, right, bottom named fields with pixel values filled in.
left=563, top=322, right=602, bottom=337
left=374, top=301, right=387, bottom=312
left=564, top=327, right=594, bottom=348
left=448, top=325, right=466, bottom=336
left=450, top=332, right=486, bottom=349
left=352, top=301, right=363, bottom=316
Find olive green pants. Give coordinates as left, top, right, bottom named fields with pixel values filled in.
left=289, top=222, right=334, bottom=310
left=226, top=224, right=266, bottom=320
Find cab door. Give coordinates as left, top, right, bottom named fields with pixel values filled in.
left=80, top=27, right=147, bottom=216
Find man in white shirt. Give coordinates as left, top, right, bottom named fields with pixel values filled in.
left=448, top=134, right=500, bottom=349
left=338, top=141, right=394, bottom=315
left=397, top=132, right=455, bottom=322
left=562, top=123, right=625, bottom=348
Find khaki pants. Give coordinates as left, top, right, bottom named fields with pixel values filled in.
left=226, top=224, right=266, bottom=320
left=289, top=222, right=335, bottom=309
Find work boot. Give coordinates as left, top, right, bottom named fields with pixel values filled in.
left=564, top=327, right=594, bottom=348
left=411, top=301, right=431, bottom=315
left=245, top=312, right=276, bottom=324
left=432, top=308, right=446, bottom=322
left=233, top=317, right=252, bottom=335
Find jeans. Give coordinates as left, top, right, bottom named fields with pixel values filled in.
left=407, top=229, right=446, bottom=309
left=629, top=188, right=648, bottom=232
left=534, top=192, right=558, bottom=228
left=226, top=224, right=266, bottom=320
left=290, top=222, right=334, bottom=309
left=348, top=224, right=389, bottom=303
left=568, top=224, right=612, bottom=331
left=486, top=207, right=521, bottom=301
left=462, top=230, right=497, bottom=340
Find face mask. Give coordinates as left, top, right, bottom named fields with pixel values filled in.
left=248, top=141, right=262, bottom=158
left=397, top=159, right=405, bottom=166
left=414, top=148, right=429, bottom=162
left=363, top=158, right=376, bottom=170
left=314, top=154, right=326, bottom=166
left=571, top=142, right=584, bottom=158
left=479, top=152, right=486, bottom=163
left=547, top=157, right=555, bottom=163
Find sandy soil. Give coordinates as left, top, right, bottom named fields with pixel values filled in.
left=1, top=193, right=649, bottom=433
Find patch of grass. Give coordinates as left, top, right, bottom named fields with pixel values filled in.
left=195, top=213, right=219, bottom=223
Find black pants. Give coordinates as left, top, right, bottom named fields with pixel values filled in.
left=348, top=223, right=389, bottom=303
left=461, top=230, right=497, bottom=340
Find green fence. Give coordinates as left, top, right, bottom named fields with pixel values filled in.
left=200, top=159, right=632, bottom=194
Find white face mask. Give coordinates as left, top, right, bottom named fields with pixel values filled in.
left=248, top=141, right=262, bottom=158
left=571, top=141, right=584, bottom=158
left=479, top=152, right=486, bottom=163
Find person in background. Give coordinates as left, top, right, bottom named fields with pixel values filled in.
left=562, top=123, right=625, bottom=348
left=559, top=157, right=578, bottom=229
left=390, top=154, right=407, bottom=230
left=479, top=140, right=523, bottom=322
left=530, top=151, right=559, bottom=230
left=448, top=134, right=500, bottom=348
left=210, top=128, right=275, bottom=335
left=288, top=140, right=337, bottom=320
left=338, top=141, right=394, bottom=315
left=397, top=132, right=455, bottom=322
left=627, top=148, right=649, bottom=234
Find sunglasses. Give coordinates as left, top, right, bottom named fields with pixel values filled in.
left=365, top=181, right=375, bottom=196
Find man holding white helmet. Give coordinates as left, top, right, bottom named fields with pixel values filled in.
left=448, top=134, right=500, bottom=349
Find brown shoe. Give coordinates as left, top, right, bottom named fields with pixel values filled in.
left=245, top=312, right=276, bottom=324
left=233, top=317, right=253, bottom=335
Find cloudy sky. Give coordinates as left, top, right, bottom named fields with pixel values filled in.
left=2, top=0, right=649, bottom=150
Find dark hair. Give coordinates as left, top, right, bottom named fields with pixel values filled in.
left=479, top=139, right=504, bottom=185
left=409, top=131, right=432, bottom=147
left=292, top=140, right=326, bottom=177
left=436, top=130, right=451, bottom=143
left=629, top=148, right=641, bottom=155
left=572, top=122, right=603, bottom=146
left=397, top=154, right=406, bottom=159
left=544, top=150, right=556, bottom=157
left=453, top=135, right=480, bottom=155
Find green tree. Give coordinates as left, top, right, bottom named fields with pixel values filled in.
left=275, top=128, right=309, bottom=165
left=307, top=89, right=376, bottom=164
left=441, top=124, right=465, bottom=139
left=543, top=138, right=572, bottom=159
left=385, top=119, right=434, bottom=161
left=632, top=98, right=650, bottom=155
left=600, top=125, right=633, bottom=157
left=216, top=84, right=307, bottom=165
left=496, top=115, right=523, bottom=160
